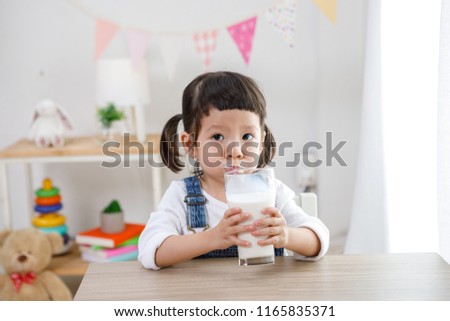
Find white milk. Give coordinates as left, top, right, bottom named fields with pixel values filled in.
left=226, top=192, right=275, bottom=261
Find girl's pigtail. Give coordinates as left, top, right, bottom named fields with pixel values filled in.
left=259, top=124, right=277, bottom=167
left=160, top=114, right=184, bottom=172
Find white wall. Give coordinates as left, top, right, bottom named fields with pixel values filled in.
left=317, top=0, right=367, bottom=242
left=0, top=0, right=367, bottom=250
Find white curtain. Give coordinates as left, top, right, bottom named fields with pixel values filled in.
left=438, top=1, right=450, bottom=263
left=345, top=0, right=388, bottom=254
left=345, top=0, right=441, bottom=255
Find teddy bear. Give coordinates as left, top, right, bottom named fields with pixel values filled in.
left=0, top=228, right=72, bottom=300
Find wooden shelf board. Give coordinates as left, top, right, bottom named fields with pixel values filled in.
left=0, top=134, right=160, bottom=158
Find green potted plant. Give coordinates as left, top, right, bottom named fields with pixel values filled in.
left=97, top=103, right=126, bottom=140
left=100, top=199, right=125, bottom=234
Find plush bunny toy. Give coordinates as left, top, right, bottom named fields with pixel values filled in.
left=28, top=100, right=72, bottom=148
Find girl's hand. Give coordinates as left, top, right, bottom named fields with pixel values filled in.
left=209, top=207, right=254, bottom=250
left=252, top=207, right=288, bottom=248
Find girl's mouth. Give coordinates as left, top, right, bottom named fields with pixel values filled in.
left=224, top=165, right=243, bottom=173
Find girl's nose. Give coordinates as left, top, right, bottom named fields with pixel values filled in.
left=227, top=142, right=244, bottom=159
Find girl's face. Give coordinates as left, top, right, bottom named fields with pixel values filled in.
left=182, top=108, right=264, bottom=183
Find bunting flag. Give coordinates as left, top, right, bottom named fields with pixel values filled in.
left=126, top=30, right=150, bottom=68
left=159, top=36, right=183, bottom=82
left=312, top=0, right=337, bottom=24
left=265, top=0, right=299, bottom=47
left=90, top=2, right=336, bottom=68
left=227, top=16, right=258, bottom=65
left=95, top=19, right=119, bottom=60
left=193, top=30, right=219, bottom=71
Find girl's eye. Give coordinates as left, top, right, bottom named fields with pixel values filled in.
left=211, top=134, right=224, bottom=141
left=242, top=133, right=254, bottom=140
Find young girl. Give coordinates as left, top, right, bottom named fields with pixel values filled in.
left=138, top=71, right=329, bottom=270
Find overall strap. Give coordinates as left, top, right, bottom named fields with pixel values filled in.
left=183, top=176, right=209, bottom=231
left=196, top=245, right=239, bottom=258
left=196, top=246, right=285, bottom=259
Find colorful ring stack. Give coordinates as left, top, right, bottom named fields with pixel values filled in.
left=32, top=178, right=70, bottom=247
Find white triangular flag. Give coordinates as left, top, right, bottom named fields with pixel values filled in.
left=265, top=0, right=299, bottom=47
left=159, top=36, right=183, bottom=82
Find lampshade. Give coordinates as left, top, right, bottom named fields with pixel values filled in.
left=96, top=58, right=150, bottom=106
left=96, top=59, right=150, bottom=142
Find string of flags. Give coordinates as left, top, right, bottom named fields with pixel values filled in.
left=93, top=0, right=336, bottom=76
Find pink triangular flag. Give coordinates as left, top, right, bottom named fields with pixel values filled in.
left=265, top=0, right=299, bottom=47
left=227, top=16, right=258, bottom=65
left=126, top=30, right=150, bottom=68
left=95, top=19, right=119, bottom=61
left=193, top=30, right=219, bottom=71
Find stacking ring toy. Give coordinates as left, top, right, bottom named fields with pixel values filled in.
left=36, top=187, right=60, bottom=198
left=62, top=233, right=70, bottom=245
left=39, top=224, right=68, bottom=235
left=34, top=203, right=62, bottom=213
left=36, top=178, right=60, bottom=197
left=35, top=195, right=61, bottom=206
left=32, top=213, right=65, bottom=228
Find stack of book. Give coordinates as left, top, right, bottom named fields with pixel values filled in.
left=75, top=223, right=145, bottom=263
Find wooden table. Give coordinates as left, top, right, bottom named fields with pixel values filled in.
left=74, top=253, right=450, bottom=301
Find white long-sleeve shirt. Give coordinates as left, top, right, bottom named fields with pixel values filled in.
left=138, top=178, right=329, bottom=270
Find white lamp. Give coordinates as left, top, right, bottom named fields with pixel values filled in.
left=96, top=59, right=150, bottom=142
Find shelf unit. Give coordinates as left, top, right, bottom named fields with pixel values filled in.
left=0, top=134, right=163, bottom=228
left=0, top=134, right=163, bottom=276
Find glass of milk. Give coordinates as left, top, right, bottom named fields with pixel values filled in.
left=224, top=167, right=276, bottom=266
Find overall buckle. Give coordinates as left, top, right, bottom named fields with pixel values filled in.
left=184, top=194, right=207, bottom=206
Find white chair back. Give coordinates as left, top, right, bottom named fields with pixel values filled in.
left=286, top=193, right=318, bottom=256
left=293, top=193, right=318, bottom=217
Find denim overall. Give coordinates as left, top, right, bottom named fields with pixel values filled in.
left=183, top=176, right=284, bottom=258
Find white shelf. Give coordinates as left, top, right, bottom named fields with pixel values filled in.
left=0, top=134, right=163, bottom=229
